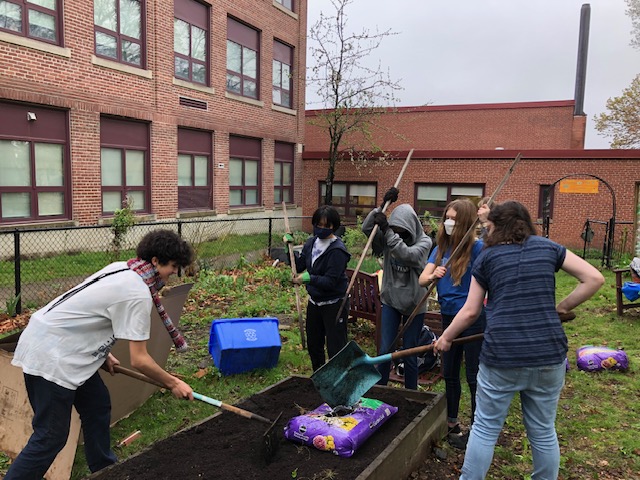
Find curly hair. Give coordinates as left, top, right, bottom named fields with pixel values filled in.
left=484, top=201, right=537, bottom=247
left=136, top=229, right=194, bottom=267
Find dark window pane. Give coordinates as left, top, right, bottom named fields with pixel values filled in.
left=175, top=56, right=189, bottom=79
left=226, top=73, right=241, bottom=94
left=243, top=79, right=257, bottom=98
left=28, top=9, right=55, bottom=41
left=192, top=62, right=206, bottom=83
left=122, top=40, right=141, bottom=65
left=96, top=31, right=118, bottom=58
left=0, top=1, right=23, bottom=32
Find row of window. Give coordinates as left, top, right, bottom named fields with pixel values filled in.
left=324, top=182, right=555, bottom=220
left=1, top=0, right=296, bottom=108
left=0, top=116, right=294, bottom=223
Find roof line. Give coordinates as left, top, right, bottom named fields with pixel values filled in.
left=305, top=100, right=575, bottom=116
left=302, top=149, right=640, bottom=160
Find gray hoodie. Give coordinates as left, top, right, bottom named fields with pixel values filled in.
left=362, top=204, right=432, bottom=315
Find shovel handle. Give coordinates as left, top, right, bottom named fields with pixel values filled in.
left=113, top=366, right=274, bottom=425
left=386, top=333, right=485, bottom=364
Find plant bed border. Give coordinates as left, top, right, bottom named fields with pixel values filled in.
left=88, top=375, right=446, bottom=480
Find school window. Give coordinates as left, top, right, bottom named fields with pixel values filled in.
left=100, top=117, right=149, bottom=214
left=274, top=0, right=293, bottom=11
left=174, top=0, right=208, bottom=85
left=319, top=182, right=376, bottom=219
left=226, top=17, right=259, bottom=99
left=229, top=136, right=261, bottom=207
left=178, top=128, right=212, bottom=210
left=415, top=184, right=484, bottom=218
left=0, top=0, right=61, bottom=44
left=0, top=103, right=69, bottom=223
left=94, top=0, right=144, bottom=67
left=274, top=142, right=293, bottom=204
left=538, top=184, right=555, bottom=220
left=272, top=40, right=293, bottom=108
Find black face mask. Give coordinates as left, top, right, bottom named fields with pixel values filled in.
left=313, top=226, right=333, bottom=239
left=399, top=232, right=411, bottom=242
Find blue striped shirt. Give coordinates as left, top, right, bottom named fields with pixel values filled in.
left=473, top=235, right=567, bottom=368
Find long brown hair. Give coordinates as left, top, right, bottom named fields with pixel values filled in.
left=434, top=198, right=477, bottom=285
left=484, top=201, right=537, bottom=246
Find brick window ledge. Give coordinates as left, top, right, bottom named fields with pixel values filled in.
left=0, top=219, right=78, bottom=232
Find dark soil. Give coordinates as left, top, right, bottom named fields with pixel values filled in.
left=88, top=376, right=437, bottom=480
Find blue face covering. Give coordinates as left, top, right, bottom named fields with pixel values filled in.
left=313, top=226, right=333, bottom=239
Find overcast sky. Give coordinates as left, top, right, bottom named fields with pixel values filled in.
left=306, top=0, right=639, bottom=149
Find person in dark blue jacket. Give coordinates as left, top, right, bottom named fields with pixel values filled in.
left=287, top=206, right=351, bottom=371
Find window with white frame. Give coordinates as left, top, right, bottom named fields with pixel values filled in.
left=94, top=0, right=145, bottom=67
left=0, top=0, right=61, bottom=44
left=274, top=142, right=293, bottom=204
left=229, top=136, right=261, bottom=207
left=415, top=184, right=484, bottom=218
left=226, top=17, right=259, bottom=99
left=178, top=128, right=212, bottom=210
left=100, top=117, right=149, bottom=214
left=272, top=40, right=292, bottom=108
left=319, top=182, right=376, bottom=219
left=174, top=0, right=208, bottom=85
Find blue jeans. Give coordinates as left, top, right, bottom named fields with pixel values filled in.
left=376, top=304, right=424, bottom=390
left=441, top=311, right=485, bottom=425
left=460, top=361, right=566, bottom=480
left=5, top=371, right=117, bottom=480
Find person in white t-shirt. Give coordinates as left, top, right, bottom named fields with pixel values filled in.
left=6, top=229, right=195, bottom=479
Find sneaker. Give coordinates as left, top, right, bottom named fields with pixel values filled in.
left=447, top=423, right=461, bottom=435
left=448, top=431, right=469, bottom=450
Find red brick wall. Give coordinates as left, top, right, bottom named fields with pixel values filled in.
left=302, top=151, right=640, bottom=253
left=305, top=101, right=580, bottom=152
left=0, top=0, right=307, bottom=225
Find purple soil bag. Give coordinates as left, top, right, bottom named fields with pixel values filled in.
left=283, top=398, right=398, bottom=457
left=576, top=345, right=629, bottom=372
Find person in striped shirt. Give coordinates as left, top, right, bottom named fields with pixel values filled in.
left=433, top=200, right=604, bottom=480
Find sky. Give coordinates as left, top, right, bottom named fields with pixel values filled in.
left=306, top=0, right=639, bottom=149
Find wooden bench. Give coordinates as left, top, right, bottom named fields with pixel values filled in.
left=614, top=268, right=640, bottom=316
left=345, top=268, right=382, bottom=352
left=345, top=268, right=442, bottom=385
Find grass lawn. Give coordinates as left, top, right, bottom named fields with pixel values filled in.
left=0, top=255, right=638, bottom=479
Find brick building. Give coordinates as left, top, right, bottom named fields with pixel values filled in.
left=0, top=0, right=306, bottom=227
left=303, top=102, right=640, bottom=254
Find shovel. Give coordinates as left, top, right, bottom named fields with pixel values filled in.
left=113, top=365, right=282, bottom=463
left=311, top=333, right=484, bottom=407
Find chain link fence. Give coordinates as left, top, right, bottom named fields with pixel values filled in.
left=0, top=216, right=310, bottom=314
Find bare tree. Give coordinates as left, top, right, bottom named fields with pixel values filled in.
left=627, top=0, right=640, bottom=50
left=307, top=0, right=402, bottom=205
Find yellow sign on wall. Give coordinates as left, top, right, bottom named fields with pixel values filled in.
left=558, top=179, right=599, bottom=194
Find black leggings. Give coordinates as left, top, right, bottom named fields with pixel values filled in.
left=441, top=311, right=485, bottom=424
left=306, top=300, right=349, bottom=371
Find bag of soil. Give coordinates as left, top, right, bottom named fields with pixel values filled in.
left=576, top=345, right=629, bottom=372
left=284, top=398, right=398, bottom=457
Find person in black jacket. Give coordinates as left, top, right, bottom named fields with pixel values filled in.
left=285, top=206, right=351, bottom=371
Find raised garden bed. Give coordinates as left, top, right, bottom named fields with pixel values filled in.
left=89, top=375, right=446, bottom=480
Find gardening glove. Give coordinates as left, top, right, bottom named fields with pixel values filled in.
left=381, top=187, right=399, bottom=208
left=293, top=272, right=310, bottom=285
left=373, top=212, right=389, bottom=233
left=283, top=233, right=294, bottom=244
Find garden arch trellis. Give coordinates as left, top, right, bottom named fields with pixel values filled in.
left=542, top=174, right=616, bottom=268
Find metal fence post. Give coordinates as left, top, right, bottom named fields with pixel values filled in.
left=13, top=230, right=22, bottom=314
left=268, top=217, right=273, bottom=256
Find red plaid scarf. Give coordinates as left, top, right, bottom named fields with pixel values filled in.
left=127, top=258, right=188, bottom=353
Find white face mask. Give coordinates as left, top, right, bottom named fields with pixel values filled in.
left=444, top=219, right=455, bottom=235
